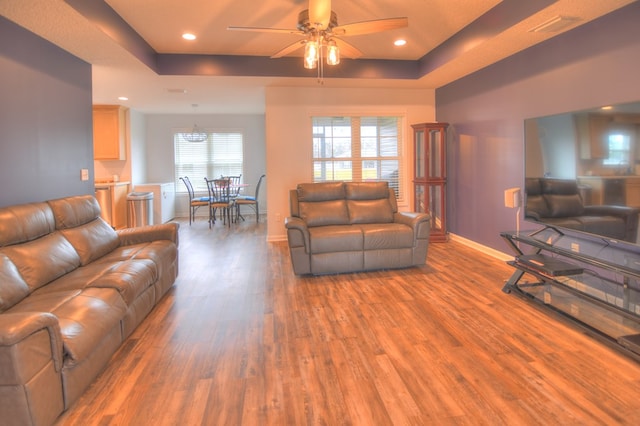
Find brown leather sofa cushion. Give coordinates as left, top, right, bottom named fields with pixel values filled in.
left=348, top=199, right=394, bottom=224
left=300, top=199, right=349, bottom=227
left=345, top=181, right=389, bottom=200
left=0, top=202, right=54, bottom=246
left=297, top=182, right=345, bottom=201
left=2, top=233, right=80, bottom=292
left=0, top=254, right=30, bottom=313
left=540, top=178, right=585, bottom=217
left=49, top=196, right=120, bottom=265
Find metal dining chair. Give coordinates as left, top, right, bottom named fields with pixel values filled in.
left=179, top=176, right=210, bottom=226
left=235, top=174, right=265, bottom=222
left=205, top=177, right=234, bottom=227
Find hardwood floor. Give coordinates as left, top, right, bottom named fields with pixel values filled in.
left=56, top=218, right=640, bottom=425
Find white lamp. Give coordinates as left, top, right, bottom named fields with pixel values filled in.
left=504, top=187, right=522, bottom=235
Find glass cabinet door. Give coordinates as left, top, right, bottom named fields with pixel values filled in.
left=412, top=122, right=449, bottom=242
left=415, top=129, right=425, bottom=179
left=428, top=128, right=444, bottom=179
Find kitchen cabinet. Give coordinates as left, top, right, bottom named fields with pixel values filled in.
left=576, top=113, right=611, bottom=159
left=95, top=182, right=130, bottom=229
left=93, top=105, right=127, bottom=160
left=626, top=178, right=640, bottom=207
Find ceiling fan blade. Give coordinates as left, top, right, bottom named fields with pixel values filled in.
left=309, top=0, right=332, bottom=28
left=227, top=26, right=303, bottom=35
left=333, top=38, right=363, bottom=59
left=271, top=40, right=307, bottom=58
left=333, top=17, right=408, bottom=36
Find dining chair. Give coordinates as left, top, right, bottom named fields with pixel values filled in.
left=222, top=174, right=243, bottom=197
left=205, top=177, right=234, bottom=227
left=235, top=174, right=265, bottom=222
left=179, top=176, right=210, bottom=226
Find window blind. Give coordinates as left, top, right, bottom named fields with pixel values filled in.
left=174, top=131, right=243, bottom=193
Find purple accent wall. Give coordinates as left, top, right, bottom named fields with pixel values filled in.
left=0, top=16, right=94, bottom=207
left=436, top=2, right=640, bottom=252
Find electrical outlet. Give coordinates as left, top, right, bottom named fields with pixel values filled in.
left=571, top=243, right=580, bottom=252
left=81, top=169, right=89, bottom=181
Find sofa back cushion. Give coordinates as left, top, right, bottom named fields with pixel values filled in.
left=296, top=182, right=349, bottom=227
left=300, top=200, right=350, bottom=227
left=525, top=178, right=550, bottom=218
left=345, top=182, right=394, bottom=224
left=297, top=182, right=345, bottom=201
left=541, top=178, right=585, bottom=217
left=0, top=200, right=81, bottom=295
left=0, top=254, right=30, bottom=312
left=0, top=202, right=55, bottom=247
left=2, top=232, right=80, bottom=292
left=48, top=196, right=120, bottom=265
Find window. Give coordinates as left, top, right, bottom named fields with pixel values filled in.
left=312, top=116, right=403, bottom=200
left=174, top=131, right=243, bottom=193
left=603, top=133, right=631, bottom=166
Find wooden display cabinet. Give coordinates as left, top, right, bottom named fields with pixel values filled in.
left=412, top=122, right=449, bottom=242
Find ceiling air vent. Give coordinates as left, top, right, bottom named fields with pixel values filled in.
left=529, top=16, right=581, bottom=33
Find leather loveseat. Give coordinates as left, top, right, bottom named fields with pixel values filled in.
left=285, top=181, right=431, bottom=275
left=0, top=195, right=179, bottom=426
left=525, top=177, right=640, bottom=242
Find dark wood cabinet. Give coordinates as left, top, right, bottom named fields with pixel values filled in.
left=412, top=122, right=448, bottom=242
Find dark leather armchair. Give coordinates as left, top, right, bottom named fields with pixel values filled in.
left=525, top=177, right=640, bottom=242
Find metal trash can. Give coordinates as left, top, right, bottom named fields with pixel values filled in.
left=127, top=191, right=153, bottom=227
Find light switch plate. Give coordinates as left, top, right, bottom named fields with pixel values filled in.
left=81, top=169, right=89, bottom=181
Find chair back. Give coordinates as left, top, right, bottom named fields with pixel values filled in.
left=223, top=175, right=242, bottom=196
left=206, top=177, right=232, bottom=202
left=180, top=176, right=195, bottom=201
left=254, top=174, right=266, bottom=198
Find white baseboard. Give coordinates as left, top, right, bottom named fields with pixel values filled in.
left=448, top=233, right=513, bottom=262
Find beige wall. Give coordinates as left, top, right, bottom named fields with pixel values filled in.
left=265, top=86, right=436, bottom=241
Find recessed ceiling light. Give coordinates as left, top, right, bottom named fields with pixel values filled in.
left=394, top=39, right=407, bottom=47
left=118, top=96, right=128, bottom=101
left=601, top=105, right=613, bottom=110
left=182, top=33, right=196, bottom=41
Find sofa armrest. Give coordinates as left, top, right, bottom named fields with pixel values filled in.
left=0, top=312, right=63, bottom=373
left=394, top=212, right=431, bottom=239
left=285, top=216, right=310, bottom=251
left=117, top=222, right=179, bottom=247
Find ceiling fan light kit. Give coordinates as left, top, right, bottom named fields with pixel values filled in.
left=228, top=0, right=407, bottom=83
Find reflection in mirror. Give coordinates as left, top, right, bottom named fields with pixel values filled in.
left=524, top=101, right=640, bottom=244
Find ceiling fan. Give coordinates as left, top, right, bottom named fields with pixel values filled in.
left=227, top=0, right=408, bottom=66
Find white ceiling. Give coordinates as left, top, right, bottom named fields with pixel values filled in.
left=1, top=0, right=636, bottom=114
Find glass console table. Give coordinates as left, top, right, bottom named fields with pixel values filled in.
left=502, top=226, right=640, bottom=360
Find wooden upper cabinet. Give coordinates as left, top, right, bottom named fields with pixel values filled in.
left=93, top=105, right=127, bottom=160
left=575, top=113, right=611, bottom=159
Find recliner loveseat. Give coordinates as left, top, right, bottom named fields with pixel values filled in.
left=525, top=177, right=640, bottom=242
left=0, top=195, right=179, bottom=426
left=285, top=181, right=430, bottom=275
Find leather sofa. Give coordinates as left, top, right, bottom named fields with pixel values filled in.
left=525, top=177, right=640, bottom=242
left=0, top=195, right=179, bottom=426
left=285, top=181, right=431, bottom=275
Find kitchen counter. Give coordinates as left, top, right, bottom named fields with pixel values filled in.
left=94, top=182, right=130, bottom=229
left=577, top=176, right=640, bottom=207
left=95, top=180, right=130, bottom=188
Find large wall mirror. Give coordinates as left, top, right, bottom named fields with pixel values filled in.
left=524, top=101, right=640, bottom=244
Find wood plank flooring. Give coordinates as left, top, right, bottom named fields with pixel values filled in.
left=56, top=218, right=640, bottom=425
